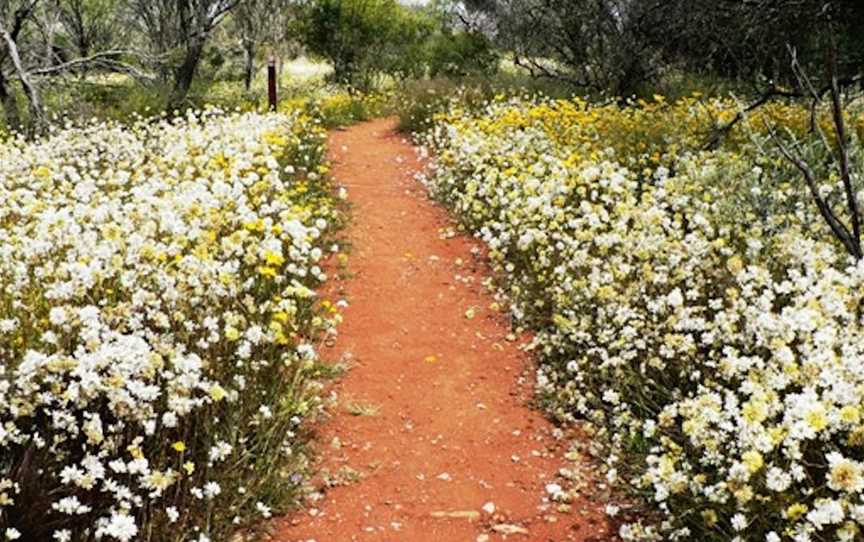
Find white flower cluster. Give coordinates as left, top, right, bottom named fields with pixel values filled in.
left=422, top=97, right=864, bottom=541
left=0, top=109, right=340, bottom=540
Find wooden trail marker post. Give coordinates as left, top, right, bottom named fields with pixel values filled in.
left=267, top=54, right=278, bottom=111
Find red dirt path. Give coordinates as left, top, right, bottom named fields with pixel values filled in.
left=272, top=119, right=611, bottom=542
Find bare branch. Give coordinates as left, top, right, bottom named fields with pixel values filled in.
left=829, top=63, right=862, bottom=258
left=0, top=19, right=45, bottom=129
left=703, top=86, right=801, bottom=150
left=27, top=49, right=156, bottom=82
left=771, top=123, right=862, bottom=260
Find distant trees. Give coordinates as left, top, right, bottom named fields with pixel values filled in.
left=130, top=0, right=240, bottom=109
left=55, top=0, right=121, bottom=61
left=463, top=0, right=864, bottom=98
left=232, top=0, right=300, bottom=90
left=300, top=0, right=432, bottom=88
left=0, top=0, right=262, bottom=130
left=463, top=0, right=655, bottom=96
left=427, top=30, right=497, bottom=79
left=299, top=0, right=500, bottom=87
left=640, top=0, right=864, bottom=92
left=4, top=0, right=859, bottom=137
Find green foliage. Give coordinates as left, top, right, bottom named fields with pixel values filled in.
left=301, top=0, right=433, bottom=90
left=427, top=31, right=499, bottom=78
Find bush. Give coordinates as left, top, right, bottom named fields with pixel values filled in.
left=0, top=108, right=343, bottom=541
left=393, top=79, right=489, bottom=134
left=301, top=0, right=432, bottom=90
left=420, top=96, right=864, bottom=541
left=312, top=90, right=390, bottom=128
left=427, top=32, right=499, bottom=79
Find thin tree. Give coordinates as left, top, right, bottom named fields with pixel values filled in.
left=0, top=1, right=40, bottom=129
left=130, top=0, right=240, bottom=110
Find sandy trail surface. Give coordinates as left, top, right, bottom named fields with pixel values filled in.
left=273, top=119, right=611, bottom=542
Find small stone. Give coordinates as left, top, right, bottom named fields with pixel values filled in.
left=437, top=472, right=452, bottom=481
left=482, top=502, right=496, bottom=515
left=476, top=536, right=490, bottom=542
left=546, top=483, right=563, bottom=495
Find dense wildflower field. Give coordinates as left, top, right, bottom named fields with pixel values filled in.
left=421, top=96, right=864, bottom=541
left=0, top=109, right=344, bottom=541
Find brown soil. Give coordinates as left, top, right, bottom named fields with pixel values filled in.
left=272, top=119, right=612, bottom=542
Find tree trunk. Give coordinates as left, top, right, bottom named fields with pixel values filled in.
left=0, top=71, right=22, bottom=131
left=77, top=38, right=90, bottom=78
left=333, top=55, right=353, bottom=85
left=243, top=38, right=255, bottom=91
left=168, top=38, right=205, bottom=111
left=0, top=24, right=45, bottom=131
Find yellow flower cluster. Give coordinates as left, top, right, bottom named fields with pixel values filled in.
left=422, top=96, right=864, bottom=541
left=435, top=93, right=863, bottom=178
left=282, top=87, right=391, bottom=129
left=0, top=108, right=342, bottom=540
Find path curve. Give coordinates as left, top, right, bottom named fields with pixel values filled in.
left=273, top=119, right=610, bottom=542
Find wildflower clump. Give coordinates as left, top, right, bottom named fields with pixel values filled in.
left=422, top=96, right=864, bottom=541
left=0, top=108, right=342, bottom=541
left=279, top=87, right=391, bottom=129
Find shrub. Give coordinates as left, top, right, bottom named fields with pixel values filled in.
left=312, top=90, right=390, bottom=128
left=301, top=0, right=432, bottom=90
left=427, top=31, right=499, bottom=79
